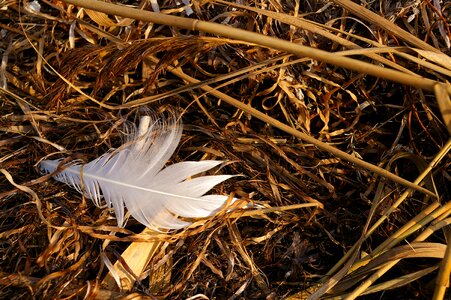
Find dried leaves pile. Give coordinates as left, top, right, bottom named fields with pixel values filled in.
left=0, top=0, right=450, bottom=299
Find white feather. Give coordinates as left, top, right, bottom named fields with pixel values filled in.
left=39, top=115, right=233, bottom=231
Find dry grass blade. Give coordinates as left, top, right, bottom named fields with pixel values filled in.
left=411, top=49, right=451, bottom=71
left=350, top=266, right=439, bottom=298
left=395, top=50, right=451, bottom=78
left=0, top=169, right=48, bottom=227
left=212, top=0, right=417, bottom=76
left=228, top=222, right=269, bottom=293
left=229, top=203, right=322, bottom=218
left=345, top=243, right=448, bottom=300
left=62, top=0, right=447, bottom=93
left=434, top=84, right=451, bottom=135
left=330, top=0, right=440, bottom=52
left=433, top=229, right=451, bottom=300
left=0, top=271, right=136, bottom=299
left=326, top=266, right=440, bottom=299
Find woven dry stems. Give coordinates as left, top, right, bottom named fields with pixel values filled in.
left=0, top=0, right=450, bottom=299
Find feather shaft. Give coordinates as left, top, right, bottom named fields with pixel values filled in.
left=41, top=160, right=231, bottom=203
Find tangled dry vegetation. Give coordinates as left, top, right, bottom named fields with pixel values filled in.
left=1, top=0, right=450, bottom=299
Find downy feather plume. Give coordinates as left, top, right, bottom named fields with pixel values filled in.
left=40, top=114, right=233, bottom=231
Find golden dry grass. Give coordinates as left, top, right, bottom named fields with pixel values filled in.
left=0, top=0, right=450, bottom=299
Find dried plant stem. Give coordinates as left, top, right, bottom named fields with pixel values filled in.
left=434, top=84, right=451, bottom=135
left=330, top=0, right=439, bottom=52
left=229, top=203, right=322, bottom=218
left=433, top=229, right=451, bottom=300
left=62, top=0, right=447, bottom=94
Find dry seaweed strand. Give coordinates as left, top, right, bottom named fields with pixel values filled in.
left=0, top=0, right=450, bottom=299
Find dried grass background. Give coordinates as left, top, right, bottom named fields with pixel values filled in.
left=0, top=0, right=450, bottom=299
